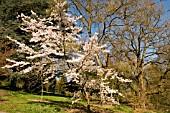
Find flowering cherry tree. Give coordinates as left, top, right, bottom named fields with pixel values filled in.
left=2, top=1, right=82, bottom=97
left=65, top=33, right=131, bottom=110
left=99, top=70, right=132, bottom=105
left=2, top=1, right=131, bottom=111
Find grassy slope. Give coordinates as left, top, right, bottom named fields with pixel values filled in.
left=0, top=89, right=167, bottom=113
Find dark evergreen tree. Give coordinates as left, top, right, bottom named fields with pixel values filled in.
left=0, top=0, right=49, bottom=90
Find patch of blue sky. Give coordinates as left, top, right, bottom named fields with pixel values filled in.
left=154, top=0, right=170, bottom=21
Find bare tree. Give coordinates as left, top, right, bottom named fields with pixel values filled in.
left=70, top=0, right=169, bottom=109
left=108, top=0, right=169, bottom=108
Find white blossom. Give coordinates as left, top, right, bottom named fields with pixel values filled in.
left=2, top=1, right=82, bottom=87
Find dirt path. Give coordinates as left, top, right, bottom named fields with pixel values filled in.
left=0, top=90, right=7, bottom=96
left=0, top=89, right=8, bottom=104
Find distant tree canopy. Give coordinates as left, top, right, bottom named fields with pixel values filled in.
left=0, top=0, right=49, bottom=40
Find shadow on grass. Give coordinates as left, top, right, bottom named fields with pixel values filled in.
left=28, top=100, right=89, bottom=113
left=27, top=99, right=108, bottom=113
left=0, top=86, right=71, bottom=97
left=0, top=86, right=16, bottom=91
left=36, top=92, right=72, bottom=98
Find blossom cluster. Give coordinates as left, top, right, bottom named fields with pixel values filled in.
left=2, top=1, right=82, bottom=83
left=65, top=33, right=131, bottom=105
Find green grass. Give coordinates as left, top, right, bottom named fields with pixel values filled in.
left=0, top=89, right=168, bottom=113
left=0, top=90, right=69, bottom=113
left=108, top=106, right=132, bottom=113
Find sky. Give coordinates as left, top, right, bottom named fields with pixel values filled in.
left=161, top=0, right=170, bottom=12
left=163, top=0, right=170, bottom=19
left=155, top=0, right=170, bottom=20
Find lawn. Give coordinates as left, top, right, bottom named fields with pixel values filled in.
left=0, top=89, right=167, bottom=113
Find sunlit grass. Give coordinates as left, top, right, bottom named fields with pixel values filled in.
left=0, top=90, right=68, bottom=113
left=0, top=89, right=168, bottom=113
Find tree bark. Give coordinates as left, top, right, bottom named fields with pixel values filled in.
left=87, top=98, right=91, bottom=113
left=138, top=73, right=146, bottom=109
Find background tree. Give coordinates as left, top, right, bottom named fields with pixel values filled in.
left=0, top=39, right=15, bottom=86
left=0, top=0, right=49, bottom=41
left=143, top=63, right=170, bottom=110
left=55, top=75, right=67, bottom=94
left=147, top=23, right=170, bottom=110
left=108, top=0, right=168, bottom=108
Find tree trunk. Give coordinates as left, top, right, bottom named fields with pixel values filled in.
left=100, top=84, right=103, bottom=105
left=87, top=98, right=91, bottom=113
left=10, top=77, right=17, bottom=90
left=41, top=76, right=43, bottom=100
left=83, top=90, right=91, bottom=113
left=138, top=73, right=146, bottom=109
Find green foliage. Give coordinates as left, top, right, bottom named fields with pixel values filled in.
left=143, top=65, right=170, bottom=111
left=55, top=75, right=67, bottom=94
left=0, top=0, right=49, bottom=39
